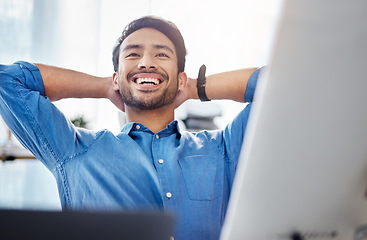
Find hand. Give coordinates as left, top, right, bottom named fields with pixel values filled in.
left=105, top=77, right=125, bottom=112
left=174, top=77, right=197, bottom=109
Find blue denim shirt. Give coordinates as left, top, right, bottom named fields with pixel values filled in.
left=0, top=61, right=260, bottom=240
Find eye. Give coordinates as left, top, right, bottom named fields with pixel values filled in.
left=156, top=53, right=169, bottom=58
left=125, top=53, right=140, bottom=58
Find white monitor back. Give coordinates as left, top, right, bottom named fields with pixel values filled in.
left=221, top=0, right=367, bottom=239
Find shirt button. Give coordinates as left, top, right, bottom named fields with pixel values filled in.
left=155, top=134, right=159, bottom=139
left=166, top=192, right=172, bottom=198
left=136, top=125, right=140, bottom=130
left=158, top=159, right=164, bottom=164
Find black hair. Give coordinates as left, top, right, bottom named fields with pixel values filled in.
left=112, top=16, right=186, bottom=73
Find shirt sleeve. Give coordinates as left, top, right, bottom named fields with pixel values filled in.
left=220, top=67, right=263, bottom=165
left=245, top=67, right=262, bottom=103
left=0, top=61, right=98, bottom=171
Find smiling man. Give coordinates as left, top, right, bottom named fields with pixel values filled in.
left=113, top=27, right=187, bottom=133
left=115, top=28, right=181, bottom=110
left=0, top=16, right=261, bottom=239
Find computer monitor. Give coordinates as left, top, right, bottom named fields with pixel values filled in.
left=221, top=0, right=367, bottom=239
left=0, top=209, right=175, bottom=240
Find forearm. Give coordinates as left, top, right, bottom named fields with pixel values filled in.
left=206, top=68, right=257, bottom=102
left=188, top=68, right=258, bottom=103
left=35, top=64, right=110, bottom=101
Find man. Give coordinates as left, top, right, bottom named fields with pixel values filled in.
left=0, top=16, right=261, bottom=239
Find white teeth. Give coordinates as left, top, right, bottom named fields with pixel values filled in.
left=136, top=78, right=160, bottom=85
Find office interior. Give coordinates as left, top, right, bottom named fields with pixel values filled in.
left=0, top=0, right=282, bottom=210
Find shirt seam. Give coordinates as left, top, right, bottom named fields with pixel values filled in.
left=58, top=130, right=106, bottom=209
left=12, top=67, right=76, bottom=207
left=62, top=130, right=106, bottom=164
left=14, top=80, right=60, bottom=164
left=216, top=129, right=234, bottom=164
left=13, top=77, right=72, bottom=207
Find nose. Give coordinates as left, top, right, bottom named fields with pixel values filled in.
left=138, top=55, right=157, bottom=70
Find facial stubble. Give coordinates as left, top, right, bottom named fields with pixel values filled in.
left=118, top=73, right=179, bottom=110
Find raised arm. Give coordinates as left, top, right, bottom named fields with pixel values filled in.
left=175, top=67, right=258, bottom=107
left=35, top=64, right=124, bottom=111
left=203, top=67, right=258, bottom=102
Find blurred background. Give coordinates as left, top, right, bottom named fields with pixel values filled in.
left=0, top=0, right=283, bottom=210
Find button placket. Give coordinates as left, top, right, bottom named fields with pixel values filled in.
left=152, top=133, right=173, bottom=204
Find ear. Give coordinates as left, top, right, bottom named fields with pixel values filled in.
left=112, top=72, right=119, bottom=91
left=177, top=72, right=187, bottom=91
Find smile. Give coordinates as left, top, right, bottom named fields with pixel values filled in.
left=134, top=77, right=162, bottom=85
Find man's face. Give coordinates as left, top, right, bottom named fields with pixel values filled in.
left=113, top=28, right=184, bottom=110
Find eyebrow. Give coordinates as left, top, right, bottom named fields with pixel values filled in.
left=153, top=44, right=174, bottom=54
left=122, top=44, right=143, bottom=52
left=122, top=44, right=174, bottom=54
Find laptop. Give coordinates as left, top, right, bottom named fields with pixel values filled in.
left=0, top=209, right=175, bottom=240
left=221, top=0, right=367, bottom=239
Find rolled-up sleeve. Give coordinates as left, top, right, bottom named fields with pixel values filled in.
left=245, top=67, right=262, bottom=103
left=0, top=61, right=97, bottom=171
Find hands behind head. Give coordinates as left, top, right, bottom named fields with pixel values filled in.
left=174, top=77, right=196, bottom=109
left=105, top=76, right=125, bottom=112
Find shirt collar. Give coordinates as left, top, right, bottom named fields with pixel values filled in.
left=121, top=120, right=182, bottom=139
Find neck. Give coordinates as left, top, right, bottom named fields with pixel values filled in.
left=125, top=104, right=175, bottom=133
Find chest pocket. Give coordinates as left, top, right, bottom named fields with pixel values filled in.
left=179, top=155, right=224, bottom=201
